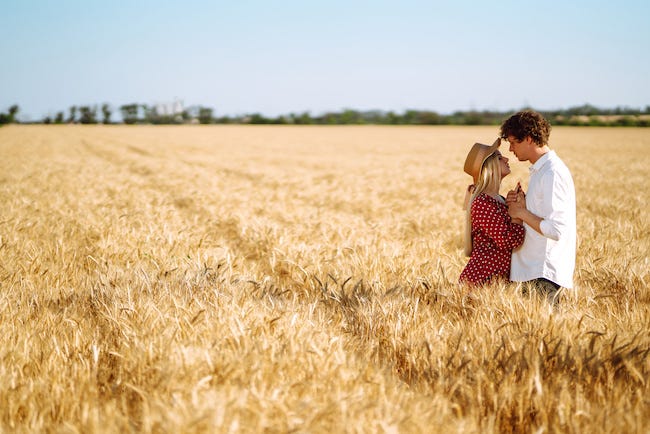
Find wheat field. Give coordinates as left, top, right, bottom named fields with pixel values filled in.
left=0, top=124, right=648, bottom=433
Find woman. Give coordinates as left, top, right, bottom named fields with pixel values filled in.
left=459, top=138, right=525, bottom=286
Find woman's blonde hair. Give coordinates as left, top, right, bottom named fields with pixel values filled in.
left=464, top=153, right=502, bottom=256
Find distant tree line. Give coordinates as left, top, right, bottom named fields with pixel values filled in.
left=0, top=105, right=20, bottom=125
left=3, top=103, right=650, bottom=126
left=36, top=104, right=114, bottom=125
left=214, top=105, right=650, bottom=127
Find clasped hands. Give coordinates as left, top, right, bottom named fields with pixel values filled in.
left=506, top=183, right=526, bottom=224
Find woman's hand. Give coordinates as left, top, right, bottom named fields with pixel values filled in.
left=507, top=187, right=526, bottom=223
left=506, top=181, right=524, bottom=205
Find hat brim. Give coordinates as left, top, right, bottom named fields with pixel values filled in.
left=484, top=137, right=501, bottom=160
left=463, top=138, right=501, bottom=182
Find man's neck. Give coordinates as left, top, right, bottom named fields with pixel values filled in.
left=529, top=145, right=551, bottom=164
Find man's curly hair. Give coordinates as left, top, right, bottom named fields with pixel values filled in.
left=499, top=110, right=551, bottom=146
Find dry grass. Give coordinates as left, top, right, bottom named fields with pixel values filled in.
left=0, top=124, right=648, bottom=433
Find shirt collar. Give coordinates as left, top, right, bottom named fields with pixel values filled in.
left=530, top=150, right=555, bottom=173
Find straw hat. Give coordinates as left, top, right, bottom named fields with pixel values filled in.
left=463, top=138, right=501, bottom=182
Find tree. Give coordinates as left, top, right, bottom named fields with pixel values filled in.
left=0, top=104, right=19, bottom=124
left=198, top=107, right=213, bottom=124
left=180, top=109, right=191, bottom=123
left=68, top=106, right=77, bottom=123
left=296, top=111, right=313, bottom=124
left=142, top=104, right=156, bottom=123
left=383, top=111, right=400, bottom=125
left=416, top=111, right=441, bottom=125
left=463, top=111, right=483, bottom=125
left=249, top=113, right=268, bottom=124
left=340, top=109, right=363, bottom=124
left=615, top=116, right=637, bottom=127
left=79, top=106, right=98, bottom=124
left=55, top=112, right=64, bottom=124
left=101, top=104, right=112, bottom=124
left=120, top=104, right=139, bottom=124
left=215, top=115, right=232, bottom=124
left=402, top=110, right=420, bottom=125
left=8, top=105, right=19, bottom=120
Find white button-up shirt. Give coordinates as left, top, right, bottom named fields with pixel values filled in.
left=510, top=151, right=576, bottom=288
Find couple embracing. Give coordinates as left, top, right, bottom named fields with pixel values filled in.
left=459, top=110, right=576, bottom=303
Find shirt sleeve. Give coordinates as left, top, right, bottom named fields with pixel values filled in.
left=471, top=196, right=525, bottom=250
left=538, top=170, right=574, bottom=241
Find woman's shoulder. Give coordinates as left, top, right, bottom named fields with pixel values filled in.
left=471, top=193, right=505, bottom=211
left=472, top=193, right=495, bottom=205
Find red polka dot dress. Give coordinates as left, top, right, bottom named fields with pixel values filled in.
left=459, top=193, right=525, bottom=286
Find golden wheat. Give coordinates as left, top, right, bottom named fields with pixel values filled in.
left=0, top=124, right=648, bottom=433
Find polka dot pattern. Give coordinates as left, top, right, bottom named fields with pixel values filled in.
left=459, top=193, right=525, bottom=286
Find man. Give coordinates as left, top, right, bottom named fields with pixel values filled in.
left=500, top=110, right=576, bottom=303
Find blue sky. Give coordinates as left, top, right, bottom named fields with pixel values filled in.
left=2, top=0, right=649, bottom=121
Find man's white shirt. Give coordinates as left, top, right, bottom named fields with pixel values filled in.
left=510, top=151, right=576, bottom=288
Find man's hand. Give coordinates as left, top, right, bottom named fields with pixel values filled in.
left=507, top=187, right=544, bottom=235
left=507, top=182, right=525, bottom=224
left=508, top=198, right=526, bottom=222
left=506, top=181, right=524, bottom=204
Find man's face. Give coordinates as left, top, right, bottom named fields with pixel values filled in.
left=506, top=135, right=532, bottom=161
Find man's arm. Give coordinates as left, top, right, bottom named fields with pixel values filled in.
left=508, top=171, right=573, bottom=240
left=508, top=201, right=544, bottom=235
